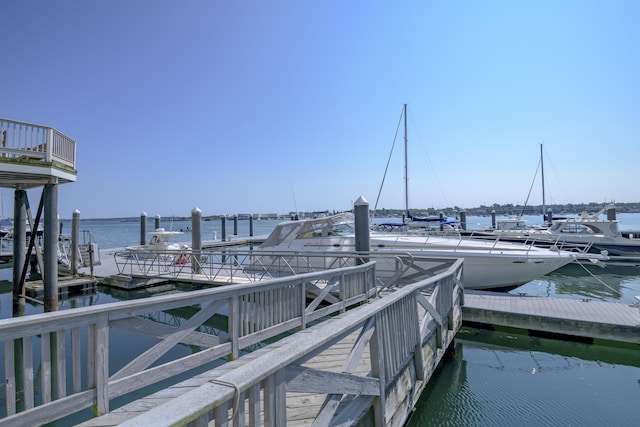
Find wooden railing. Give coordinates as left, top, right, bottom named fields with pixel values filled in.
left=0, top=118, right=76, bottom=169
left=0, top=262, right=377, bottom=426
left=110, top=258, right=464, bottom=426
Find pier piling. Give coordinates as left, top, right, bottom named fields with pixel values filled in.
left=43, top=183, right=59, bottom=312
left=140, top=212, right=147, bottom=245
left=12, top=190, right=27, bottom=296
left=354, top=196, right=370, bottom=264
left=191, top=207, right=202, bottom=274
left=71, top=210, right=80, bottom=276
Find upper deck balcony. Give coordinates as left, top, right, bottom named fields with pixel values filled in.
left=0, top=118, right=77, bottom=189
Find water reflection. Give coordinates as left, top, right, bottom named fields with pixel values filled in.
left=407, top=327, right=640, bottom=427
left=513, top=263, right=640, bottom=303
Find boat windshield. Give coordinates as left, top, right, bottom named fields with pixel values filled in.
left=550, top=223, right=594, bottom=234
left=260, top=213, right=354, bottom=247
left=296, top=217, right=354, bottom=238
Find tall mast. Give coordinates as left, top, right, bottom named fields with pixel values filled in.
left=404, top=104, right=409, bottom=218
left=540, top=143, right=546, bottom=222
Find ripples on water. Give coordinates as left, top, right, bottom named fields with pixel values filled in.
left=408, top=333, right=639, bottom=427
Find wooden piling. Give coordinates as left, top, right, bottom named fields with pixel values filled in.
left=354, top=196, right=370, bottom=264
left=191, top=207, right=202, bottom=274
left=71, top=210, right=80, bottom=276
left=43, top=183, right=58, bottom=312
left=140, top=212, right=147, bottom=245
left=12, top=189, right=27, bottom=297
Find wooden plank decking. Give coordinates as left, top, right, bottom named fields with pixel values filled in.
left=77, top=328, right=373, bottom=426
left=463, top=291, right=640, bottom=345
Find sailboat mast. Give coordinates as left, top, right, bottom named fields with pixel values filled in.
left=404, top=103, right=409, bottom=218
left=540, top=143, right=546, bottom=222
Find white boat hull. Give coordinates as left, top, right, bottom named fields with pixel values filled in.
left=258, top=229, right=579, bottom=290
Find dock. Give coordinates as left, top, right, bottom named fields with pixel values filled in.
left=0, top=259, right=464, bottom=426
left=24, top=276, right=98, bottom=300
left=463, top=291, right=640, bottom=345
left=3, top=239, right=639, bottom=425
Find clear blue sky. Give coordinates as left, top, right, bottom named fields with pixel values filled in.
left=3, top=1, right=639, bottom=219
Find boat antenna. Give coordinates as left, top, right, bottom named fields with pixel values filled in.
left=404, top=103, right=409, bottom=219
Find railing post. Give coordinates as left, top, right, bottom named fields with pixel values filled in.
left=95, top=313, right=110, bottom=415
left=228, top=296, right=240, bottom=360
left=369, top=314, right=386, bottom=427
left=46, top=128, right=54, bottom=162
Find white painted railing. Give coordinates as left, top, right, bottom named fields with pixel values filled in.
left=0, top=262, right=377, bottom=426
left=0, top=118, right=76, bottom=169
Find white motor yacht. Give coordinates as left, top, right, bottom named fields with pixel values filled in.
left=256, top=213, right=606, bottom=290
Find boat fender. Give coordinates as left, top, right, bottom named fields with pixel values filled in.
left=174, top=252, right=189, bottom=265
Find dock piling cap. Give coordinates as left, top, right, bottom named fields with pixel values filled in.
left=354, top=196, right=369, bottom=206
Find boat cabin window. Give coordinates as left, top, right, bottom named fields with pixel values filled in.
left=551, top=223, right=594, bottom=234
left=297, top=221, right=354, bottom=238
left=496, top=220, right=527, bottom=231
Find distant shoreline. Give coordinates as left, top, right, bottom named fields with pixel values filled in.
left=56, top=202, right=640, bottom=221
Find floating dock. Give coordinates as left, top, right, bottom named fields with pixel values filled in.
left=463, top=291, right=640, bottom=345
left=24, top=276, right=98, bottom=300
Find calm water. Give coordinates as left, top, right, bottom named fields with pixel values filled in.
left=1, top=213, right=639, bottom=425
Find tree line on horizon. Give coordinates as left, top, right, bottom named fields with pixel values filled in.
left=372, top=201, right=640, bottom=218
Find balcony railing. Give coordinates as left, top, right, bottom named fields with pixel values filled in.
left=0, top=118, right=76, bottom=169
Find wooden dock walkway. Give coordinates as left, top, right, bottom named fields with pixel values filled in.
left=77, top=268, right=462, bottom=426
left=463, top=291, right=640, bottom=345
left=77, top=320, right=375, bottom=426
left=1, top=259, right=464, bottom=426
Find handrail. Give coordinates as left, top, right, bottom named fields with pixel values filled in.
left=114, top=258, right=465, bottom=426
left=0, top=262, right=377, bottom=426
left=0, top=118, right=76, bottom=168
left=112, top=248, right=458, bottom=290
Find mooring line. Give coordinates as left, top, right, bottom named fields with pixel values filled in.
left=574, top=260, right=622, bottom=297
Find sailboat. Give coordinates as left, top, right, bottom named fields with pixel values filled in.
left=256, top=105, right=606, bottom=290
